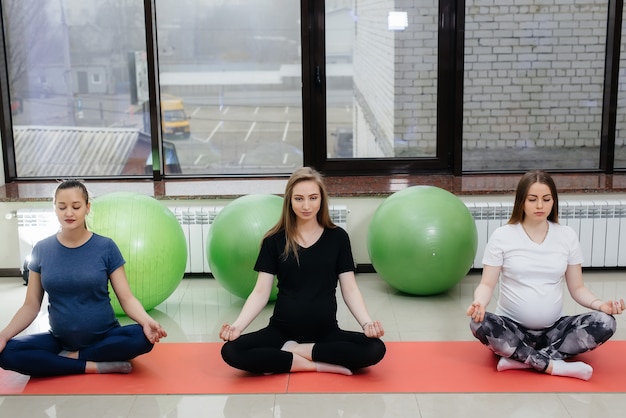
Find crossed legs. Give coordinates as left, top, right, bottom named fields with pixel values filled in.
left=470, top=311, right=615, bottom=380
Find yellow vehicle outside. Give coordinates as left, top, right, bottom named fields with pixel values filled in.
left=161, top=94, right=190, bottom=139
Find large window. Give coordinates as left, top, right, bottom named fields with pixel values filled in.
left=326, top=2, right=438, bottom=160
left=3, top=0, right=151, bottom=178
left=615, top=4, right=626, bottom=170
left=1, top=0, right=625, bottom=180
left=154, top=0, right=303, bottom=175
left=463, top=0, right=608, bottom=172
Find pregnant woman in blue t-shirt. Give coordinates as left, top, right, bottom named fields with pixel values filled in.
left=0, top=180, right=166, bottom=377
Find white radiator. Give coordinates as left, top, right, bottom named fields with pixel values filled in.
left=465, top=200, right=626, bottom=268
left=16, top=205, right=349, bottom=275
left=170, top=204, right=349, bottom=273
left=16, top=208, right=59, bottom=269
left=17, top=200, right=625, bottom=274
left=169, top=206, right=222, bottom=274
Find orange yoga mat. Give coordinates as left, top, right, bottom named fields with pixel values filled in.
left=1, top=341, right=625, bottom=395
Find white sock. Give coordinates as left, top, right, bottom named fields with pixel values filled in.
left=497, top=357, right=531, bottom=371
left=550, top=360, right=593, bottom=381
left=315, top=362, right=353, bottom=376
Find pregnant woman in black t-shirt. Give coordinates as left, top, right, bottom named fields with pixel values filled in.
left=220, top=167, right=385, bottom=375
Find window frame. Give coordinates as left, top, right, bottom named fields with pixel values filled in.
left=0, top=0, right=623, bottom=182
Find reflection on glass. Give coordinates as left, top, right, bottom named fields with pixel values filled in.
left=154, top=0, right=303, bottom=175
left=615, top=8, right=626, bottom=169
left=463, top=1, right=607, bottom=172
left=326, top=1, right=438, bottom=159
left=5, top=0, right=150, bottom=177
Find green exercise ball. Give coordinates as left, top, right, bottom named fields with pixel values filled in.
left=367, top=186, right=477, bottom=295
left=207, top=194, right=281, bottom=300
left=87, top=192, right=187, bottom=315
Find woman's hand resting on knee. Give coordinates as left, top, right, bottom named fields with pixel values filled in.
left=363, top=320, right=384, bottom=338
left=220, top=324, right=242, bottom=341
left=596, top=298, right=626, bottom=315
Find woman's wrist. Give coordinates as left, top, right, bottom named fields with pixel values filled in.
left=589, top=298, right=602, bottom=310
left=361, top=321, right=373, bottom=330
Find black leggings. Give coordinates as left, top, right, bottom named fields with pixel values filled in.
left=221, top=324, right=386, bottom=374
left=470, top=311, right=616, bottom=371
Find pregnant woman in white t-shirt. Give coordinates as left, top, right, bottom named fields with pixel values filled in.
left=467, top=170, right=624, bottom=381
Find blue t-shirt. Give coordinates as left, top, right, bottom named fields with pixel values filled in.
left=28, top=233, right=125, bottom=350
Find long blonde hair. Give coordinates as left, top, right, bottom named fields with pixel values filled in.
left=264, top=167, right=335, bottom=262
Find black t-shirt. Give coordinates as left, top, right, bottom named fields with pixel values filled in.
left=254, top=227, right=355, bottom=331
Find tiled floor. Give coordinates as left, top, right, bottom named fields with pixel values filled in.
left=1, top=271, right=625, bottom=417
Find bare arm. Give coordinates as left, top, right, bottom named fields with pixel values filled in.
left=467, top=264, right=501, bottom=322
left=565, top=264, right=625, bottom=315
left=339, top=271, right=384, bottom=338
left=219, top=272, right=274, bottom=341
left=109, top=266, right=167, bottom=343
left=0, top=271, right=45, bottom=352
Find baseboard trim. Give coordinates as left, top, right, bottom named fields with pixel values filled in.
left=355, top=264, right=376, bottom=274
left=0, top=268, right=22, bottom=277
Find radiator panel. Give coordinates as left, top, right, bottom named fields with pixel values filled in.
left=619, top=204, right=626, bottom=266
left=604, top=201, right=621, bottom=267
left=466, top=200, right=626, bottom=269
left=168, top=206, right=222, bottom=274
left=16, top=201, right=626, bottom=273
left=170, top=205, right=347, bottom=274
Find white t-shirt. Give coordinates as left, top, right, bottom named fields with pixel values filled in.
left=482, top=222, right=584, bottom=329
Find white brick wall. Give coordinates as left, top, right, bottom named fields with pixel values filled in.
left=353, top=0, right=438, bottom=157
left=394, top=0, right=438, bottom=154
left=351, top=1, right=623, bottom=165
left=616, top=9, right=626, bottom=152
left=354, top=0, right=396, bottom=157
left=464, top=1, right=607, bottom=151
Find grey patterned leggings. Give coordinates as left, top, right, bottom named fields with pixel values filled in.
left=470, top=311, right=616, bottom=372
